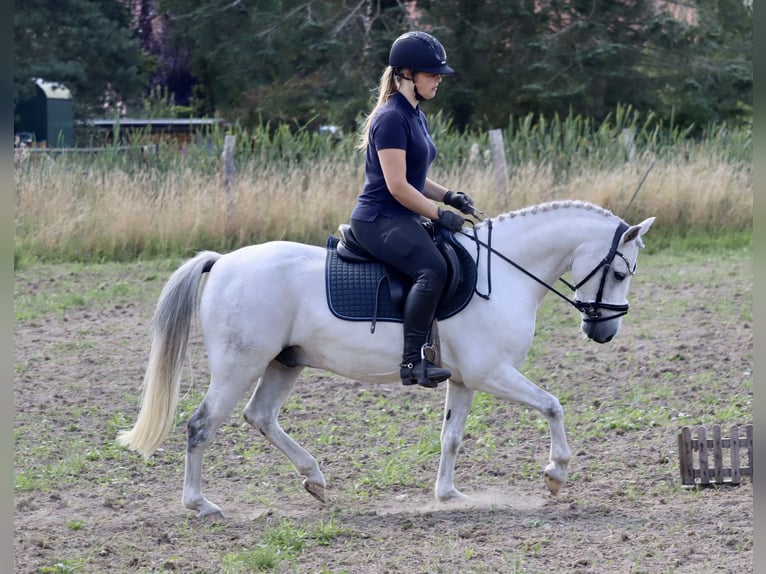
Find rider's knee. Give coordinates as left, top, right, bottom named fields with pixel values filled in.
left=415, top=264, right=448, bottom=292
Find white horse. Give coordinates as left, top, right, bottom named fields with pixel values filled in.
left=118, top=200, right=654, bottom=518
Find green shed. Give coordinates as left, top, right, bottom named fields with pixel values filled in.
left=15, top=79, right=74, bottom=147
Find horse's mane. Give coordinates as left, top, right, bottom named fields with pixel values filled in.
left=474, top=200, right=617, bottom=230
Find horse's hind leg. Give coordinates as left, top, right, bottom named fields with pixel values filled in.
left=435, top=380, right=475, bottom=501
left=243, top=362, right=327, bottom=503
left=182, top=370, right=257, bottom=519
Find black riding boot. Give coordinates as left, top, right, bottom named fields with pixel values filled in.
left=399, top=285, right=452, bottom=388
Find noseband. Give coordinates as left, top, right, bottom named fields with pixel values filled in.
left=560, top=221, right=633, bottom=323
left=463, top=216, right=634, bottom=324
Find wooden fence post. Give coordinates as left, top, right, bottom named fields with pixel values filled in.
left=731, top=424, right=741, bottom=484
left=697, top=426, right=709, bottom=484
left=488, top=128, right=509, bottom=201
left=222, top=135, right=237, bottom=227
left=679, top=426, right=694, bottom=485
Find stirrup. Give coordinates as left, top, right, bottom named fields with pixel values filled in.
left=399, top=359, right=451, bottom=388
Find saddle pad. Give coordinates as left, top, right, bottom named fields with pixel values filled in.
left=325, top=235, right=477, bottom=323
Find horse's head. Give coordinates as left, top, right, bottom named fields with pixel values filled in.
left=571, top=217, right=655, bottom=343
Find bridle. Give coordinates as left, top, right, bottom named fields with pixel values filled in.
left=461, top=211, right=635, bottom=323
left=560, top=220, right=635, bottom=322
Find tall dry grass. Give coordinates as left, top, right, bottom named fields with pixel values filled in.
left=14, top=117, right=751, bottom=262
left=435, top=156, right=751, bottom=234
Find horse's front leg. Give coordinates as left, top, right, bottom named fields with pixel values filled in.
left=540, top=397, right=571, bottom=495
left=435, top=380, right=475, bottom=501
left=475, top=366, right=571, bottom=496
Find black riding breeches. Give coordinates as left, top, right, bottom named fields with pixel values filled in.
left=350, top=214, right=448, bottom=295
left=350, top=214, right=448, bottom=353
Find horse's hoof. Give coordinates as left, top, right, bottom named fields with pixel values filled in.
left=196, top=506, right=226, bottom=520
left=303, top=479, right=326, bottom=503
left=199, top=509, right=226, bottom=521
left=436, top=488, right=468, bottom=503
left=543, top=471, right=563, bottom=496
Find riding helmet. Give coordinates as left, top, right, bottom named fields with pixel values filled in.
left=388, top=31, right=454, bottom=75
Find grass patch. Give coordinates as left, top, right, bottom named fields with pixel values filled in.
left=643, top=228, right=751, bottom=254
left=13, top=259, right=177, bottom=320
left=38, top=561, right=84, bottom=574
left=221, top=517, right=354, bottom=573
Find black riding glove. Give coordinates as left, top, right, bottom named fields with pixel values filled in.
left=436, top=208, right=465, bottom=232
left=444, top=190, right=475, bottom=214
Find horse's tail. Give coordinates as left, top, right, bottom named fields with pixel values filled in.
left=117, top=251, right=222, bottom=458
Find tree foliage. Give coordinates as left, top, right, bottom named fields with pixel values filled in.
left=154, top=0, right=750, bottom=131
left=157, top=0, right=410, bottom=127
left=14, top=0, right=148, bottom=117
left=652, top=0, right=753, bottom=127
left=14, top=0, right=751, bottom=132
left=420, top=0, right=751, bottom=130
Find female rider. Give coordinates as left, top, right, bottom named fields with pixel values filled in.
left=349, top=31, right=474, bottom=388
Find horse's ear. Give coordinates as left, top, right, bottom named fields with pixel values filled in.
left=621, top=217, right=656, bottom=246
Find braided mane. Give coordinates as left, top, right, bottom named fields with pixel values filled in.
left=474, top=200, right=617, bottom=230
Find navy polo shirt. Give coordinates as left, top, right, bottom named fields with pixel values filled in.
left=351, top=92, right=437, bottom=221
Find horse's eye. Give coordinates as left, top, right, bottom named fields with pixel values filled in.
left=613, top=271, right=626, bottom=282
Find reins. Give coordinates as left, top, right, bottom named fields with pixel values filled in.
left=460, top=208, right=631, bottom=323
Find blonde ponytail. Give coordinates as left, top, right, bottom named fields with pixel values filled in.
left=357, top=67, right=400, bottom=151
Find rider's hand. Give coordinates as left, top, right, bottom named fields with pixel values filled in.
left=436, top=208, right=465, bottom=232
left=444, top=190, right=475, bottom=214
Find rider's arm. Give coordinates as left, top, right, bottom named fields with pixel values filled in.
left=378, top=148, right=441, bottom=220
left=423, top=177, right=450, bottom=202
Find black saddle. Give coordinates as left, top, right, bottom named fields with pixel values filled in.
left=325, top=222, right=477, bottom=330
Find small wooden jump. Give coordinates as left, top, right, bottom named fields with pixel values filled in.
left=678, top=424, right=753, bottom=487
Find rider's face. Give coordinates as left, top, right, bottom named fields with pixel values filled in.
left=414, top=72, right=443, bottom=100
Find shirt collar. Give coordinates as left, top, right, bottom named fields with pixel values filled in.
left=392, top=91, right=420, bottom=115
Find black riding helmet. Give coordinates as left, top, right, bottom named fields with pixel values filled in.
left=388, top=31, right=454, bottom=75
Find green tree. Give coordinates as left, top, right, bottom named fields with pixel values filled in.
left=156, top=0, right=753, bottom=131
left=421, top=0, right=666, bottom=127
left=14, top=0, right=148, bottom=116
left=651, top=0, right=752, bottom=128
left=411, top=0, right=751, bottom=130
left=159, top=0, right=408, bottom=127
left=24, top=0, right=746, bottom=133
